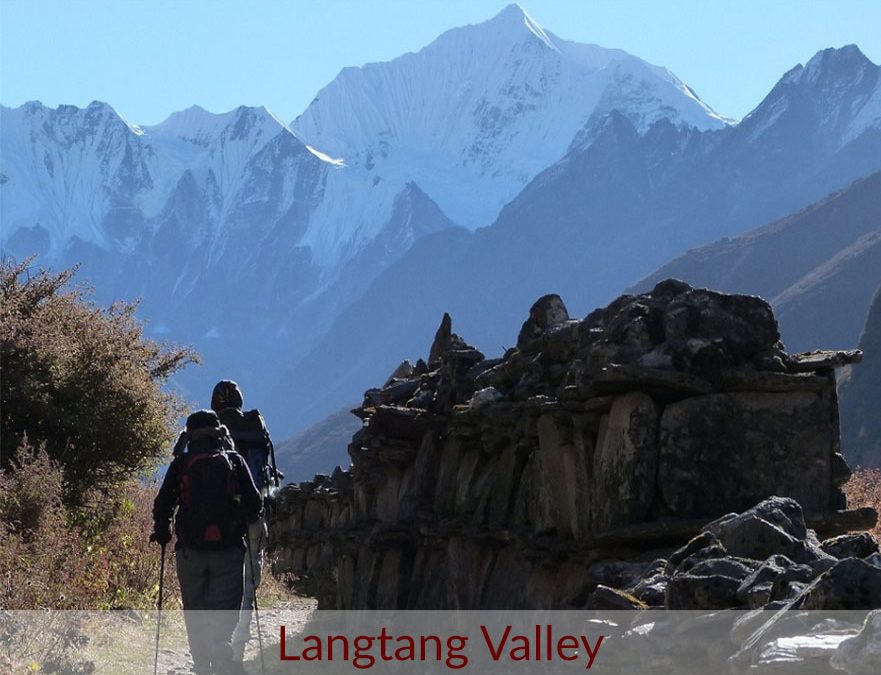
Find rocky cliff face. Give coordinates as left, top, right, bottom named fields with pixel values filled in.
left=269, top=280, right=873, bottom=609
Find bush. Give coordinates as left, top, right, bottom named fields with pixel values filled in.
left=0, top=258, right=197, bottom=504
left=844, top=467, right=881, bottom=541
left=0, top=440, right=182, bottom=610
left=0, top=442, right=92, bottom=609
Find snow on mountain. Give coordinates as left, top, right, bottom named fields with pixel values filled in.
left=141, top=105, right=289, bottom=216
left=0, top=100, right=306, bottom=259
left=276, top=46, right=881, bottom=438
left=292, top=3, right=728, bottom=242
left=0, top=100, right=156, bottom=256
left=2, top=4, right=779, bottom=439
left=2, top=4, right=727, bottom=284
left=742, top=44, right=880, bottom=145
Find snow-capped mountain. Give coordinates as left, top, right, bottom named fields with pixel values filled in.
left=141, top=104, right=289, bottom=221
left=293, top=3, right=727, bottom=238
left=277, top=45, right=881, bottom=442
left=1, top=5, right=727, bottom=291
left=1, top=101, right=156, bottom=257
left=0, top=102, right=316, bottom=260
left=0, top=98, right=334, bottom=367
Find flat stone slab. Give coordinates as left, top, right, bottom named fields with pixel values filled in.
left=788, top=349, right=863, bottom=372
left=587, top=364, right=713, bottom=396
left=720, top=370, right=831, bottom=392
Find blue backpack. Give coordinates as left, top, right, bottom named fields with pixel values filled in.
left=221, top=408, right=272, bottom=491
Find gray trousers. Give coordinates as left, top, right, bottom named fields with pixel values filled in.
left=176, top=546, right=245, bottom=675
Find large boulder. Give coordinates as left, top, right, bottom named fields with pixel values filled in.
left=821, top=532, right=880, bottom=559
left=657, top=394, right=835, bottom=517
left=666, top=572, right=742, bottom=610
left=709, top=514, right=825, bottom=564
left=736, top=555, right=795, bottom=607
left=662, top=288, right=780, bottom=371
left=517, top=294, right=570, bottom=351
left=794, top=558, right=881, bottom=610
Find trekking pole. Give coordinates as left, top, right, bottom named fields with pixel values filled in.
left=245, top=534, right=266, bottom=675
left=153, top=543, right=166, bottom=675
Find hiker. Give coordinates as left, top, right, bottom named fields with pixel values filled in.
left=151, top=409, right=262, bottom=675
left=210, top=380, right=280, bottom=662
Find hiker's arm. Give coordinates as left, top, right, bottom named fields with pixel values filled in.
left=171, top=429, right=187, bottom=458
left=151, top=459, right=180, bottom=542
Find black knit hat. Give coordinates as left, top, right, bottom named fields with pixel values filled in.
left=186, top=409, right=221, bottom=433
left=211, top=380, right=243, bottom=412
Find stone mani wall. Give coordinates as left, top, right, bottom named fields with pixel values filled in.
left=268, top=280, right=860, bottom=609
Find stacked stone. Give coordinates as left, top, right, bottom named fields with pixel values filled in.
left=618, top=496, right=881, bottom=611
left=269, top=279, right=871, bottom=609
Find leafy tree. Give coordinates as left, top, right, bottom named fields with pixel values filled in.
left=1, top=258, right=198, bottom=503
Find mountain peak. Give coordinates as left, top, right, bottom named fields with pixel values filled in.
left=741, top=44, right=880, bottom=143
left=482, top=3, right=558, bottom=52
left=804, top=44, right=872, bottom=75
left=782, top=44, right=876, bottom=87
left=145, top=104, right=286, bottom=142
left=4, top=99, right=143, bottom=136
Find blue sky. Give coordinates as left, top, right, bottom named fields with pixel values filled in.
left=1, top=0, right=879, bottom=125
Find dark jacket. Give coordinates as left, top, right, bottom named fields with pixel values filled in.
left=153, top=446, right=262, bottom=551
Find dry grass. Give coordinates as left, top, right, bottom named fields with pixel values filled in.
left=843, top=467, right=881, bottom=541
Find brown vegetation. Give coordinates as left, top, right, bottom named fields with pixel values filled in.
left=844, top=467, right=881, bottom=541
left=0, top=442, right=179, bottom=609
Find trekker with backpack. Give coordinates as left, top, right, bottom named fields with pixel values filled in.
left=151, top=409, right=262, bottom=675
left=210, top=380, right=281, bottom=662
